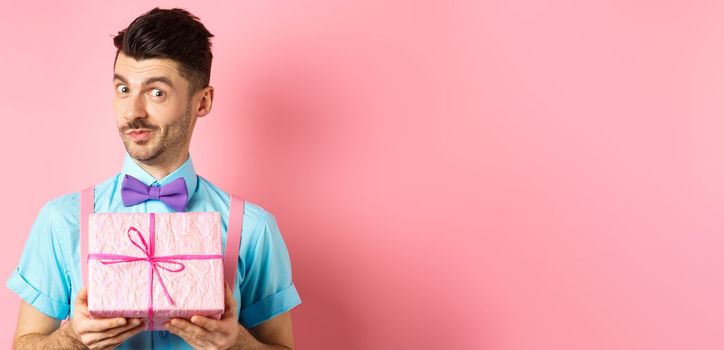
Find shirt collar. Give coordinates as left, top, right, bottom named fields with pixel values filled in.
left=121, top=152, right=199, bottom=202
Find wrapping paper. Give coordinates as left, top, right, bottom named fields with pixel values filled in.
left=87, top=212, right=224, bottom=330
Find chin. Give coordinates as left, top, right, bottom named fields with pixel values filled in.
left=125, top=143, right=162, bottom=162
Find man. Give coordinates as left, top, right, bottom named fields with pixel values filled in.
left=7, top=8, right=300, bottom=350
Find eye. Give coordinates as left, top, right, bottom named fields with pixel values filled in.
left=116, top=85, right=129, bottom=94
left=150, top=88, right=165, bottom=97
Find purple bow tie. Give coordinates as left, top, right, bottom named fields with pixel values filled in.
left=121, top=174, right=189, bottom=212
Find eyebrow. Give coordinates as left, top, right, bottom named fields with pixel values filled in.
left=113, top=74, right=175, bottom=88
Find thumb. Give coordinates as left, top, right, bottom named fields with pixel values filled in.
left=74, top=287, right=90, bottom=317
left=223, top=283, right=236, bottom=319
left=76, top=287, right=88, bottom=303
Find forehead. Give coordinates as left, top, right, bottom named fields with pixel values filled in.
left=113, top=52, right=186, bottom=86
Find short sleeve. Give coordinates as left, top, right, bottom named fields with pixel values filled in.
left=238, top=210, right=301, bottom=328
left=6, top=201, right=72, bottom=320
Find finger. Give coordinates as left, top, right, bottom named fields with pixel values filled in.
left=84, top=318, right=143, bottom=344
left=190, top=315, right=221, bottom=332
left=165, top=321, right=214, bottom=349
left=106, top=318, right=143, bottom=338
left=164, top=322, right=205, bottom=348
left=92, top=322, right=146, bottom=349
left=81, top=316, right=128, bottom=333
left=166, top=318, right=211, bottom=342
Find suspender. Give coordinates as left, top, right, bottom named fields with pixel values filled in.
left=79, top=188, right=244, bottom=290
left=79, top=187, right=94, bottom=287
left=225, top=194, right=244, bottom=289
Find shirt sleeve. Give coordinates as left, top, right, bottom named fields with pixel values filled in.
left=238, top=209, right=301, bottom=328
left=6, top=201, right=72, bottom=320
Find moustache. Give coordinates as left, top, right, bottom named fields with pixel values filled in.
left=121, top=119, right=159, bottom=132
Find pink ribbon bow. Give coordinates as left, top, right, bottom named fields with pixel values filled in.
left=88, top=213, right=222, bottom=329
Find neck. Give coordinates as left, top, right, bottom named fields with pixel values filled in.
left=133, top=151, right=189, bottom=180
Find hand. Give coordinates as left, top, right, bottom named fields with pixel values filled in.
left=68, top=287, right=145, bottom=349
left=165, top=283, right=254, bottom=350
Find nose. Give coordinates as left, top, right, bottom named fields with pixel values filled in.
left=123, top=93, right=147, bottom=121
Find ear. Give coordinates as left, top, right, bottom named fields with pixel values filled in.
left=194, top=85, right=214, bottom=118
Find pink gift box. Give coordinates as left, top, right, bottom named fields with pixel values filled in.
left=87, top=212, right=225, bottom=330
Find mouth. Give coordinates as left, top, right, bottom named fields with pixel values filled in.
left=126, top=129, right=153, bottom=142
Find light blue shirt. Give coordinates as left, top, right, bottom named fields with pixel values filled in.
left=7, top=153, right=301, bottom=349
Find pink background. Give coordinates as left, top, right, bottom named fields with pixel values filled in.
left=1, top=1, right=723, bottom=349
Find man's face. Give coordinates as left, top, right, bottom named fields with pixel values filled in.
left=113, top=52, right=196, bottom=163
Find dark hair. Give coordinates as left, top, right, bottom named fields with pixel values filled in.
left=113, top=8, right=214, bottom=94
